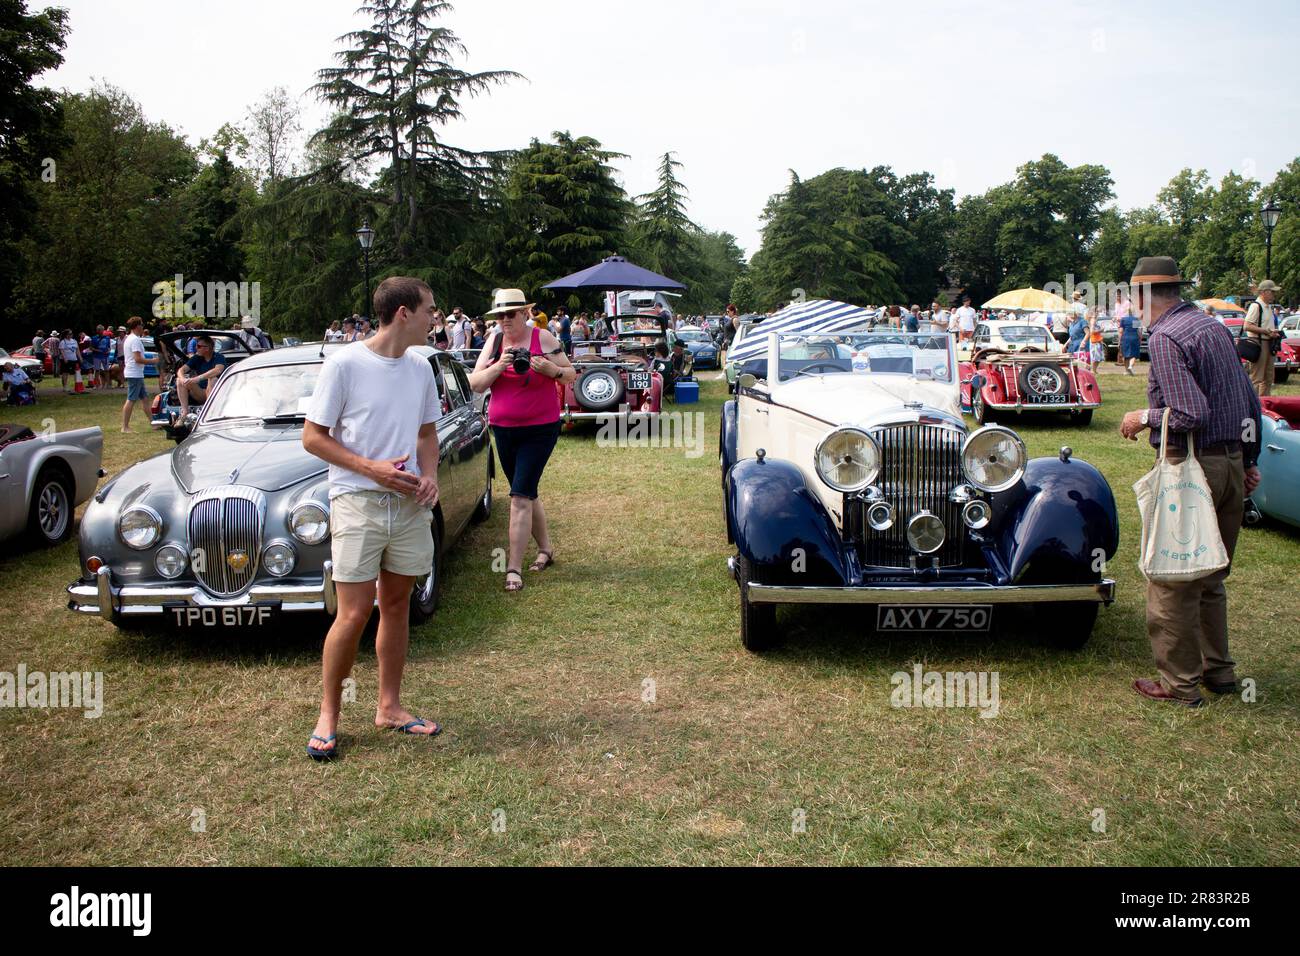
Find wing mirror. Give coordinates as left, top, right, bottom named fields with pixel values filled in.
left=738, top=373, right=757, bottom=389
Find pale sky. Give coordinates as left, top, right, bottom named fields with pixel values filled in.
left=44, top=0, right=1300, bottom=258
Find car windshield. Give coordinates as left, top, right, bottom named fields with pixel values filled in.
left=761, top=327, right=954, bottom=383
left=203, top=363, right=321, bottom=422
left=999, top=325, right=1054, bottom=346
left=677, top=330, right=708, bottom=342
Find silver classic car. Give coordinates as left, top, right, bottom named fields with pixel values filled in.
left=68, top=343, right=493, bottom=628
left=0, top=423, right=104, bottom=547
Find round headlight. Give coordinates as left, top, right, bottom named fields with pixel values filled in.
left=962, top=426, right=1027, bottom=493
left=815, top=427, right=880, bottom=492
left=963, top=499, right=992, bottom=530
left=263, top=541, right=296, bottom=577
left=118, top=506, right=162, bottom=550
left=154, top=544, right=187, bottom=578
left=289, top=501, right=330, bottom=545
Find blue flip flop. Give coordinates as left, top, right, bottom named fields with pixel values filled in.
left=392, top=718, right=441, bottom=737
left=306, top=733, right=338, bottom=761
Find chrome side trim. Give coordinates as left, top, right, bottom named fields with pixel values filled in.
left=744, top=580, right=1116, bottom=606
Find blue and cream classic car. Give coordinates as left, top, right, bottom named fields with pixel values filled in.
left=68, top=343, right=493, bottom=629
left=1245, top=396, right=1300, bottom=530
left=720, top=327, right=1119, bottom=651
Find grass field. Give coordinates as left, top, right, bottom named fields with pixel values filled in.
left=1, top=365, right=1298, bottom=866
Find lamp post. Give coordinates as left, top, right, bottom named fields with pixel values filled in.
left=1260, top=200, right=1281, bottom=280
left=355, top=219, right=375, bottom=316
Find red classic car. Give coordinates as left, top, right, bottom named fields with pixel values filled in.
left=960, top=349, right=1101, bottom=426
left=8, top=345, right=53, bottom=377
left=560, top=330, right=664, bottom=425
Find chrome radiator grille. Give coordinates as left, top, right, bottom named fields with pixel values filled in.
left=855, top=422, right=966, bottom=568
left=188, top=485, right=267, bottom=596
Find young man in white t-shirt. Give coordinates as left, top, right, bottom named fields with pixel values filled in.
left=302, top=276, right=443, bottom=760
left=120, top=316, right=150, bottom=431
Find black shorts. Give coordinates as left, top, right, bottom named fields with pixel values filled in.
left=491, top=421, right=561, bottom=500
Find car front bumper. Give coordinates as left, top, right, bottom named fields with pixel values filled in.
left=561, top=408, right=659, bottom=422
left=67, top=562, right=339, bottom=620
left=986, top=399, right=1101, bottom=411
left=728, top=558, right=1116, bottom=605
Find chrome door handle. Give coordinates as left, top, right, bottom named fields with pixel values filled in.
left=1267, top=444, right=1284, bottom=452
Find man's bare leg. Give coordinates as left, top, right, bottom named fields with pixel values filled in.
left=308, top=580, right=377, bottom=755
left=373, top=569, right=436, bottom=733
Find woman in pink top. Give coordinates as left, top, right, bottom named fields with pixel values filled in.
left=469, top=289, right=576, bottom=592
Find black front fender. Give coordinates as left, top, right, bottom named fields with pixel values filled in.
left=991, top=456, right=1120, bottom=585
left=727, top=457, right=848, bottom=584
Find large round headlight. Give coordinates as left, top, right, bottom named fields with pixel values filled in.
left=289, top=501, right=330, bottom=545
left=962, top=426, right=1027, bottom=492
left=118, top=506, right=162, bottom=550
left=154, top=544, right=187, bottom=578
left=263, top=541, right=297, bottom=577
left=815, top=427, right=880, bottom=492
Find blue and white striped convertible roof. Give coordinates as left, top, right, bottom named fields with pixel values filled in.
left=728, top=299, right=876, bottom=364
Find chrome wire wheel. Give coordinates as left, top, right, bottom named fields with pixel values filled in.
left=38, top=480, right=69, bottom=540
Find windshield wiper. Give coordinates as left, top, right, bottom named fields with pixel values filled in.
left=261, top=413, right=307, bottom=424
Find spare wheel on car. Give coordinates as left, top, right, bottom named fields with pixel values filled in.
left=1018, top=361, right=1068, bottom=399
left=574, top=367, right=626, bottom=412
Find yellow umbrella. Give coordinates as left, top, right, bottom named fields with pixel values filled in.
left=982, top=289, right=1073, bottom=312
left=1197, top=298, right=1245, bottom=315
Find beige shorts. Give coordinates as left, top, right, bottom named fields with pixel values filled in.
left=330, top=490, right=434, bottom=583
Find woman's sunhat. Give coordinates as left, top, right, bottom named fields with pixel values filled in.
left=485, top=288, right=534, bottom=316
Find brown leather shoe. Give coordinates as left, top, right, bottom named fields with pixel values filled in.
left=1133, top=678, right=1203, bottom=707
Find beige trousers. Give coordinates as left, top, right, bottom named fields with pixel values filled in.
left=1145, top=450, right=1244, bottom=700
left=1250, top=348, right=1275, bottom=396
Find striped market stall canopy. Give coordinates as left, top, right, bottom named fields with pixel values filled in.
left=727, top=299, right=877, bottom=364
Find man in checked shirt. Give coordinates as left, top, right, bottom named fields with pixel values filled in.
left=1119, top=257, right=1262, bottom=708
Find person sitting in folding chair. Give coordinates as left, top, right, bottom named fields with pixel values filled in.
left=176, top=334, right=229, bottom=421
left=652, top=342, right=676, bottom=401
left=2, top=362, right=36, bottom=406
left=671, top=338, right=694, bottom=383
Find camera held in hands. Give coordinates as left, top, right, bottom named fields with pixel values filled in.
left=504, top=347, right=531, bottom=375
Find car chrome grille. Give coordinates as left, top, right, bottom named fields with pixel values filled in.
left=188, top=485, right=267, bottom=596
left=855, top=422, right=965, bottom=568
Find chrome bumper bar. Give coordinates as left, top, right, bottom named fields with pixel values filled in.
left=728, top=560, right=1115, bottom=606
left=68, top=562, right=339, bottom=620
left=989, top=401, right=1101, bottom=411
left=561, top=408, right=658, bottom=422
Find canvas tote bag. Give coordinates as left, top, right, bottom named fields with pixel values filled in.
left=1133, top=409, right=1230, bottom=581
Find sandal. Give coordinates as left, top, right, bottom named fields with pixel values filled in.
left=390, top=717, right=441, bottom=737
left=529, top=551, right=555, bottom=572
left=306, top=733, right=338, bottom=761
left=505, top=569, right=524, bottom=592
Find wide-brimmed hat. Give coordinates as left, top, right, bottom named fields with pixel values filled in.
left=1256, top=279, right=1283, bottom=294
left=1130, top=255, right=1193, bottom=286
left=485, top=288, right=534, bottom=317
left=240, top=315, right=257, bottom=329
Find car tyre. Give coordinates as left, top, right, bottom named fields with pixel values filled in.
left=574, top=367, right=625, bottom=412
left=972, top=388, right=994, bottom=425
left=472, top=448, right=494, bottom=523
left=27, top=464, right=73, bottom=547
left=1018, top=362, right=1068, bottom=400
left=1276, top=369, right=1290, bottom=384
left=737, top=554, right=778, bottom=652
left=1071, top=409, right=1094, bottom=427
left=408, top=518, right=443, bottom=625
